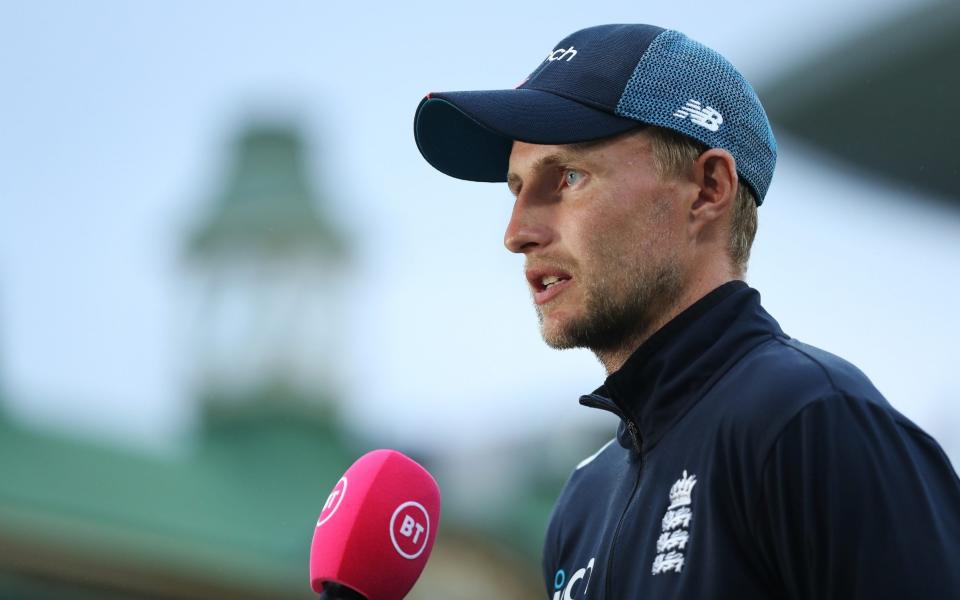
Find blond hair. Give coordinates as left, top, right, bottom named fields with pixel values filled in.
left=644, top=126, right=758, bottom=274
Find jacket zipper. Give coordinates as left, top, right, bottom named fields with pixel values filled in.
left=579, top=394, right=645, bottom=598
left=603, top=438, right=643, bottom=598
left=579, top=393, right=642, bottom=455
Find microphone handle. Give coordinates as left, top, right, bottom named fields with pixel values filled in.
left=319, top=582, right=367, bottom=600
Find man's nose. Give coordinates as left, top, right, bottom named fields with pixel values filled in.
left=503, top=194, right=554, bottom=254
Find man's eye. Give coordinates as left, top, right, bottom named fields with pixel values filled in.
left=564, top=169, right=583, bottom=186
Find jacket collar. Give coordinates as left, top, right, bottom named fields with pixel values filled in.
left=580, top=281, right=783, bottom=455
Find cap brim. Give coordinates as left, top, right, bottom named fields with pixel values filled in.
left=414, top=88, right=641, bottom=182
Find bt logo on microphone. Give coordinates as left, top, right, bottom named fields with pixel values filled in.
left=317, top=477, right=347, bottom=526
left=389, top=501, right=431, bottom=559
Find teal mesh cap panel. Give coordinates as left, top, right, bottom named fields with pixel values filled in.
left=615, top=30, right=777, bottom=204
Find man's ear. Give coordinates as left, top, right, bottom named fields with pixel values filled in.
left=690, top=148, right=738, bottom=227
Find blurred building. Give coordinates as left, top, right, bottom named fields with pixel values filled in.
left=184, top=125, right=349, bottom=407
left=0, top=123, right=357, bottom=598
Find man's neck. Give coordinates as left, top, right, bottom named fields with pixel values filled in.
left=594, top=275, right=740, bottom=374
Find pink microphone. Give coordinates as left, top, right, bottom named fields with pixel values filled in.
left=310, top=449, right=441, bottom=600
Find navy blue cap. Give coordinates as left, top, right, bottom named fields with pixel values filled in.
left=414, top=24, right=777, bottom=204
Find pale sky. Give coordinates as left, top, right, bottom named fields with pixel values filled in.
left=2, top=0, right=957, bottom=463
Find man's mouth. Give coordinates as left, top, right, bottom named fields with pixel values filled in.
left=542, top=274, right=565, bottom=289
left=527, top=269, right=573, bottom=305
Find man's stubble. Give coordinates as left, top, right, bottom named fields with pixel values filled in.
left=536, top=199, right=685, bottom=361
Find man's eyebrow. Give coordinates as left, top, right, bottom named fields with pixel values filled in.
left=507, top=150, right=582, bottom=194
left=510, top=127, right=645, bottom=188
left=530, top=152, right=570, bottom=172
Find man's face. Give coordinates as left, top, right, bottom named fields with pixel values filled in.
left=504, top=130, right=689, bottom=355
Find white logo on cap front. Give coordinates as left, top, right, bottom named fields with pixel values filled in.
left=547, top=46, right=577, bottom=62
left=389, top=501, right=430, bottom=560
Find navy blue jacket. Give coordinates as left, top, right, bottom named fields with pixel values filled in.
left=543, top=282, right=960, bottom=599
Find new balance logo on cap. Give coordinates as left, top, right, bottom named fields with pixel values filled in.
left=673, top=99, right=723, bottom=132
left=547, top=46, right=577, bottom=61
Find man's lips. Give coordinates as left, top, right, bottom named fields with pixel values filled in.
left=526, top=268, right=573, bottom=305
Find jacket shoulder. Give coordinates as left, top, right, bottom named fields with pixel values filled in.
left=698, top=334, right=908, bottom=464
left=718, top=334, right=890, bottom=419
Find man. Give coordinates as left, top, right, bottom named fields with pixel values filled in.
left=413, top=24, right=960, bottom=599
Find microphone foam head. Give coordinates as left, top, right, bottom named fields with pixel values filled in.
left=310, top=449, right=441, bottom=600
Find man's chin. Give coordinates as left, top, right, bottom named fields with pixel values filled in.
left=539, top=314, right=595, bottom=351
left=538, top=308, right=642, bottom=355
left=540, top=331, right=579, bottom=350
left=538, top=315, right=577, bottom=350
